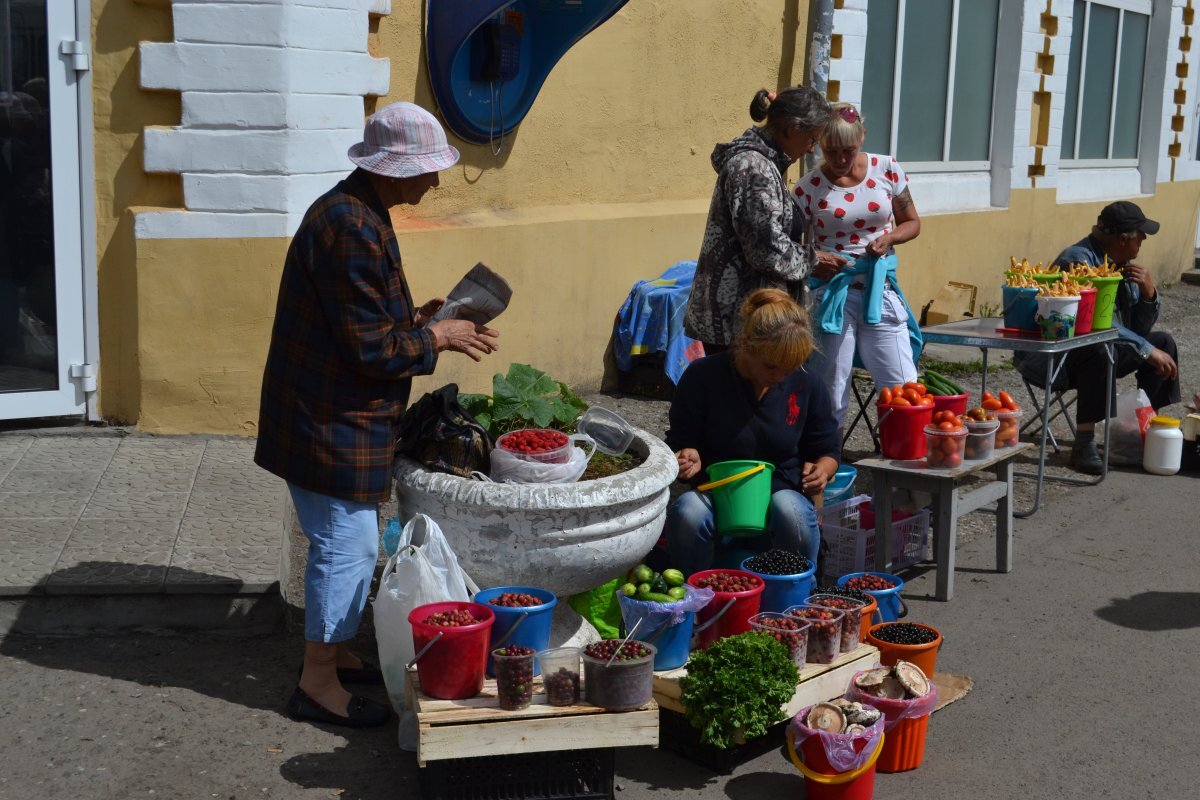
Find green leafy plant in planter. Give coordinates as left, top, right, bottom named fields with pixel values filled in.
left=461, top=363, right=588, bottom=437
left=679, top=631, right=799, bottom=749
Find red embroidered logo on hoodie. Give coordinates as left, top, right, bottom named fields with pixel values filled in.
left=786, top=392, right=800, bottom=425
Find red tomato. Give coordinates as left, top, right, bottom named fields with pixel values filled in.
left=891, top=396, right=911, bottom=406
left=944, top=452, right=963, bottom=468
left=999, top=391, right=1018, bottom=411
left=880, top=387, right=893, bottom=405
left=920, top=396, right=935, bottom=406
left=982, top=391, right=995, bottom=402
left=982, top=398, right=1003, bottom=411
left=903, top=388, right=920, bottom=405
left=938, top=421, right=956, bottom=431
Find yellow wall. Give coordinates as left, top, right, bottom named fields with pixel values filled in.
left=93, top=1, right=1200, bottom=435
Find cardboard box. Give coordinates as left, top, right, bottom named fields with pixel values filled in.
left=924, top=282, right=978, bottom=326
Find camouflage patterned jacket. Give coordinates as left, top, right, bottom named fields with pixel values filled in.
left=684, top=127, right=816, bottom=346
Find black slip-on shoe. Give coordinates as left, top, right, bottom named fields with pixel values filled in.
left=286, top=687, right=391, bottom=728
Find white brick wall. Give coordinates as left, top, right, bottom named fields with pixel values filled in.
left=136, top=0, right=390, bottom=241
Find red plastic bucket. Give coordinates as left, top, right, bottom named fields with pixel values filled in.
left=931, top=393, right=968, bottom=416
left=788, top=727, right=883, bottom=800
left=408, top=601, right=495, bottom=700
left=877, top=403, right=934, bottom=460
left=1074, top=286, right=1097, bottom=334
left=687, top=569, right=764, bottom=648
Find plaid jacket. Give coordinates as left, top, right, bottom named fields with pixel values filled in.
left=255, top=169, right=438, bottom=502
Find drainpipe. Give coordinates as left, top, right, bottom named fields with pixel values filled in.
left=805, top=0, right=835, bottom=173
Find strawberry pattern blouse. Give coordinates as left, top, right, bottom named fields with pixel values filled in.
left=793, top=155, right=909, bottom=258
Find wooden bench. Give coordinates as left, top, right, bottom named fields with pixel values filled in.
left=855, top=443, right=1033, bottom=601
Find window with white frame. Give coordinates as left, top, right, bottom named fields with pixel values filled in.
left=861, top=0, right=1001, bottom=171
left=1060, top=0, right=1150, bottom=164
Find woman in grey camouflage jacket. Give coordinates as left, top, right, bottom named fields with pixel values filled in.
left=684, top=86, right=836, bottom=351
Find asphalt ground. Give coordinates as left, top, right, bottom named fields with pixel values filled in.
left=0, top=282, right=1197, bottom=799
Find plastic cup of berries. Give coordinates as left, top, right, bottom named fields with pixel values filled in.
left=784, top=604, right=845, bottom=664
left=581, top=639, right=657, bottom=711
left=806, top=593, right=866, bottom=653
left=537, top=647, right=582, bottom=707
left=496, top=429, right=573, bottom=464
left=492, top=645, right=536, bottom=711
left=748, top=612, right=811, bottom=667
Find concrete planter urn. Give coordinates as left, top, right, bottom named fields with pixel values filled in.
left=393, top=428, right=677, bottom=644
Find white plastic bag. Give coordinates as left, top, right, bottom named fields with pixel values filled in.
left=372, top=513, right=477, bottom=749
left=1100, top=388, right=1154, bottom=466
left=488, top=435, right=595, bottom=483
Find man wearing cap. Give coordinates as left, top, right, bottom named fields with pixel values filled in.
left=1014, top=200, right=1180, bottom=474
left=255, top=102, right=499, bottom=727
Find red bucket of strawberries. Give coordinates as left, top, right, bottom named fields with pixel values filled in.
left=687, top=569, right=765, bottom=648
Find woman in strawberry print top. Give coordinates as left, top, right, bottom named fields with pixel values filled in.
left=793, top=102, right=924, bottom=429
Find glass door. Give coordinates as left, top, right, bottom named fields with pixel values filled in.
left=0, top=0, right=87, bottom=419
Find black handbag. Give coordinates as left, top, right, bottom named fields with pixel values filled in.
left=396, top=384, right=493, bottom=478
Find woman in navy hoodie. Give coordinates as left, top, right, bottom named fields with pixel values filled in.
left=666, top=288, right=840, bottom=577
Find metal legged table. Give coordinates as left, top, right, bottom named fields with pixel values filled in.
left=920, top=318, right=1118, bottom=518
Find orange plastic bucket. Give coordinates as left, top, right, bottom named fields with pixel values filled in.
left=788, top=727, right=884, bottom=800
left=408, top=601, right=495, bottom=700
left=877, top=403, right=934, bottom=460
left=687, top=569, right=764, bottom=648
left=847, top=684, right=932, bottom=773
left=859, top=596, right=879, bottom=641
left=866, top=622, right=942, bottom=677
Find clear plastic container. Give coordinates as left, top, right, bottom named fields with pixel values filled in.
left=964, top=418, right=1000, bottom=461
left=923, top=424, right=967, bottom=469
left=496, top=429, right=573, bottom=464
left=994, top=409, right=1022, bottom=448
left=1143, top=416, right=1183, bottom=476
left=748, top=612, right=811, bottom=667
left=784, top=605, right=844, bottom=664
left=582, top=642, right=657, bottom=711
left=492, top=647, right=535, bottom=710
left=537, top=647, right=581, bottom=706
left=576, top=406, right=635, bottom=455
left=805, top=593, right=865, bottom=652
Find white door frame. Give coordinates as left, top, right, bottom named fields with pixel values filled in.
left=0, top=0, right=97, bottom=421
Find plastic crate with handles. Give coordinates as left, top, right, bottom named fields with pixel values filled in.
left=817, top=494, right=931, bottom=578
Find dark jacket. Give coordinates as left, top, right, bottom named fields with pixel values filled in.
left=255, top=169, right=438, bottom=503
left=665, top=352, right=839, bottom=494
left=684, top=128, right=816, bottom=346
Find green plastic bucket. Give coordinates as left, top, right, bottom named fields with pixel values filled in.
left=1089, top=275, right=1122, bottom=331
left=705, top=460, right=774, bottom=536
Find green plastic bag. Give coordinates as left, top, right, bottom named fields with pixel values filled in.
left=568, top=577, right=625, bottom=639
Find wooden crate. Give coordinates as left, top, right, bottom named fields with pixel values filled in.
left=407, top=668, right=658, bottom=766
left=652, top=642, right=880, bottom=717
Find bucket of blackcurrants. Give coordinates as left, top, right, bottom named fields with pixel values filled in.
left=581, top=640, right=657, bottom=711
left=740, top=549, right=816, bottom=613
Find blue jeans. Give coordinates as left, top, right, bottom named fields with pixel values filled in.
left=665, top=489, right=820, bottom=578
left=288, top=483, right=379, bottom=644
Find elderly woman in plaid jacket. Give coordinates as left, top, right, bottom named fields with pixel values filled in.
left=256, top=103, right=499, bottom=728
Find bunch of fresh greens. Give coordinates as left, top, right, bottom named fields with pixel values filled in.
left=461, top=363, right=587, bottom=438
left=679, top=631, right=799, bottom=749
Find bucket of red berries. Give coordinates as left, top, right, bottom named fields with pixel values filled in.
left=581, top=639, right=657, bottom=711
left=473, top=586, right=557, bottom=677
left=686, top=569, right=765, bottom=649
left=496, top=429, right=576, bottom=464
left=836, top=572, right=907, bottom=622
left=407, top=601, right=495, bottom=700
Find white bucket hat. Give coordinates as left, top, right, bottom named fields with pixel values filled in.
left=347, top=102, right=460, bottom=178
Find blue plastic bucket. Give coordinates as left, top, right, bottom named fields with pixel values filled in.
left=836, top=572, right=907, bottom=622
left=617, top=594, right=696, bottom=670
left=823, top=466, right=858, bottom=507
left=1002, top=285, right=1040, bottom=331
left=742, top=557, right=818, bottom=614
left=472, top=586, right=557, bottom=676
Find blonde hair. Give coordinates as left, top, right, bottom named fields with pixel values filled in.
left=821, top=102, right=866, bottom=150
left=735, top=288, right=815, bottom=370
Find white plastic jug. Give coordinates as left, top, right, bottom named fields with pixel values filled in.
left=1143, top=416, right=1183, bottom=476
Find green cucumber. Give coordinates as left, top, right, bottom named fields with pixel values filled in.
left=920, top=375, right=950, bottom=396
left=662, top=568, right=685, bottom=587
left=638, top=591, right=678, bottom=603
left=619, top=582, right=638, bottom=597
left=925, top=369, right=965, bottom=395
left=667, top=586, right=687, bottom=600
